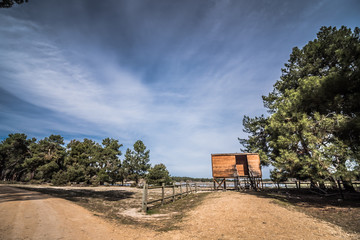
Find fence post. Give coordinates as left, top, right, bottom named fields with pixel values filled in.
left=180, top=183, right=183, bottom=198
left=142, top=181, right=148, bottom=212
left=172, top=183, right=175, bottom=202
left=161, top=182, right=165, bottom=205
left=186, top=181, right=189, bottom=195
left=195, top=182, right=198, bottom=192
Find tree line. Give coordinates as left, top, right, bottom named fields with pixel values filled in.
left=239, top=26, right=360, bottom=191
left=0, top=133, right=172, bottom=186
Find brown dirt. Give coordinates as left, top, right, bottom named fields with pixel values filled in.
left=0, top=186, right=358, bottom=240
left=0, top=186, right=155, bottom=240
left=255, top=189, right=360, bottom=234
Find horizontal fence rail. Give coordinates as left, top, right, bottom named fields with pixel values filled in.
left=262, top=181, right=360, bottom=190
left=142, top=181, right=215, bottom=211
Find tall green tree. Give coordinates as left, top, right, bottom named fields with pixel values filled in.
left=98, top=138, right=123, bottom=185
left=240, top=26, right=360, bottom=190
left=123, top=140, right=150, bottom=185
left=65, top=138, right=102, bottom=184
left=0, top=133, right=34, bottom=181
left=23, top=135, right=66, bottom=182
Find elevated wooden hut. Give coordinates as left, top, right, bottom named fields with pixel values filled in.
left=211, top=153, right=262, bottom=190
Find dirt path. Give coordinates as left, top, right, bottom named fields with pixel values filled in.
left=161, top=192, right=357, bottom=240
left=0, top=186, right=357, bottom=240
left=0, top=186, right=155, bottom=240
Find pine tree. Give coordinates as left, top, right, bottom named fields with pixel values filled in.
left=240, top=26, right=360, bottom=190
left=100, top=138, right=123, bottom=185
left=24, top=135, right=66, bottom=182
left=0, top=133, right=34, bottom=181
left=123, top=140, right=150, bottom=185
left=146, top=163, right=172, bottom=186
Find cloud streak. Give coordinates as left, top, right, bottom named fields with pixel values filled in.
left=0, top=12, right=250, bottom=176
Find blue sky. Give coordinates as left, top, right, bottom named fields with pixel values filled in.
left=1, top=0, right=359, bottom=178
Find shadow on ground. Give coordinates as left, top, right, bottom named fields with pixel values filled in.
left=15, top=186, right=135, bottom=202
left=0, top=187, right=50, bottom=203
left=246, top=189, right=360, bottom=208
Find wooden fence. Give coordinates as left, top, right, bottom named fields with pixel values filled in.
left=262, top=181, right=360, bottom=190
left=141, top=180, right=360, bottom=210
left=142, top=181, right=213, bottom=211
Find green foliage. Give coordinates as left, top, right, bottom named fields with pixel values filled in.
left=0, top=134, right=168, bottom=186
left=239, top=115, right=270, bottom=165
left=24, top=135, right=66, bottom=182
left=0, top=133, right=35, bottom=181
left=270, top=169, right=288, bottom=184
left=146, top=163, right=172, bottom=185
left=66, top=138, right=106, bottom=184
left=51, top=170, right=68, bottom=185
left=123, top=140, right=151, bottom=185
left=240, top=26, right=360, bottom=188
left=100, top=138, right=123, bottom=184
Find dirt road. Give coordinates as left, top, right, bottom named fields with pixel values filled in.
left=0, top=186, right=357, bottom=240
left=0, top=186, right=154, bottom=240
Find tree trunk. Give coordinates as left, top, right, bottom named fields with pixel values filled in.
left=328, top=177, right=338, bottom=189
left=135, top=176, right=139, bottom=186
left=310, top=180, right=317, bottom=189
left=319, top=181, right=326, bottom=189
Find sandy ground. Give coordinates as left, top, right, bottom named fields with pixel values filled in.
left=0, top=186, right=154, bottom=240
left=0, top=186, right=357, bottom=240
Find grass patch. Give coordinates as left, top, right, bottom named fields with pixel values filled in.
left=270, top=197, right=292, bottom=208
left=146, top=192, right=211, bottom=231
left=146, top=209, right=160, bottom=215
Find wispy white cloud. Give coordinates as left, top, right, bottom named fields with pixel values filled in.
left=1, top=15, right=153, bottom=131
left=1, top=13, right=253, bottom=177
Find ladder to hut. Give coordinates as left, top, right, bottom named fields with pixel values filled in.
left=248, top=169, right=262, bottom=190
left=235, top=166, right=262, bottom=190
